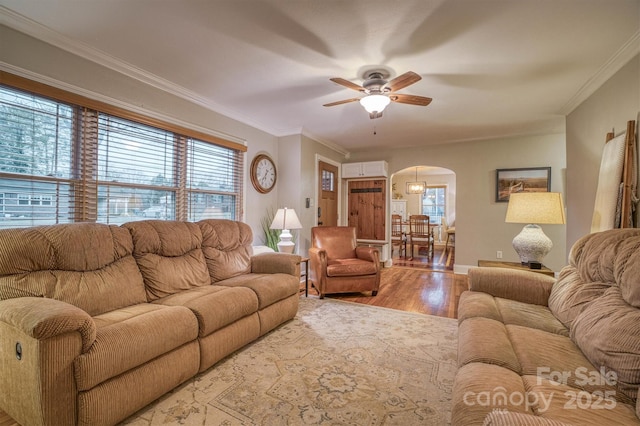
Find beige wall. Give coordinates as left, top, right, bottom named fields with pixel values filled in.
left=566, top=54, right=640, bottom=249
left=347, top=133, right=567, bottom=272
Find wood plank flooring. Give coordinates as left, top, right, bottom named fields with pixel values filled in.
left=303, top=246, right=468, bottom=319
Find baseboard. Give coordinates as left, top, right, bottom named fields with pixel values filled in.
left=453, top=264, right=474, bottom=275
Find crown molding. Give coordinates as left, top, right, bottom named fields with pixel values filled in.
left=0, top=6, right=290, bottom=139
left=560, top=29, right=640, bottom=115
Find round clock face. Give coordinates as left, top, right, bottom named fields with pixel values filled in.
left=250, top=154, right=277, bottom=193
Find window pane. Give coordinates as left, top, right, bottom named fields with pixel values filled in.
left=188, top=193, right=236, bottom=221
left=97, top=186, right=176, bottom=225
left=97, top=115, right=175, bottom=186
left=422, top=186, right=447, bottom=241
left=187, top=138, right=241, bottom=221
left=0, top=87, right=73, bottom=178
left=0, top=179, right=72, bottom=228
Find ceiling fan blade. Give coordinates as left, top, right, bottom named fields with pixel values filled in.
left=390, top=94, right=433, bottom=106
left=330, top=77, right=365, bottom=92
left=385, top=71, right=422, bottom=92
left=369, top=111, right=383, bottom=120
left=323, top=98, right=361, bottom=107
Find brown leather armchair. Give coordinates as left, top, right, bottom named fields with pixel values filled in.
left=308, top=226, right=381, bottom=299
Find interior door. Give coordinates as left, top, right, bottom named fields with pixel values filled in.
left=347, top=179, right=386, bottom=240
left=318, top=161, right=338, bottom=226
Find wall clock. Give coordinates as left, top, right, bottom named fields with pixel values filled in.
left=250, top=153, right=277, bottom=194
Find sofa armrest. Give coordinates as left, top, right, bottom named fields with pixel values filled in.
left=251, top=252, right=301, bottom=276
left=468, top=267, right=555, bottom=306
left=0, top=297, right=96, bottom=425
left=0, top=297, right=96, bottom=352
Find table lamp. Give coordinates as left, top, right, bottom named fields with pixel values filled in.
left=505, top=192, right=565, bottom=266
left=270, top=207, right=303, bottom=253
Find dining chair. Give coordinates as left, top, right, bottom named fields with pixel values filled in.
left=408, top=214, right=434, bottom=259
left=442, top=217, right=455, bottom=253
left=391, top=214, right=406, bottom=258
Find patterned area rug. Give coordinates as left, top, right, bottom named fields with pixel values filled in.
left=122, top=298, right=458, bottom=425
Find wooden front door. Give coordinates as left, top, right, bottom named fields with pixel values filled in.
left=318, top=161, right=338, bottom=226
left=348, top=179, right=386, bottom=240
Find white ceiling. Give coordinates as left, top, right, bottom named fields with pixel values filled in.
left=1, top=0, right=639, bottom=153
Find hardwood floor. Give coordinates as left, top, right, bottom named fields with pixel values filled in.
left=303, top=246, right=468, bottom=319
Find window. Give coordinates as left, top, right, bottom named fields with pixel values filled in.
left=0, top=76, right=245, bottom=229
left=422, top=185, right=446, bottom=241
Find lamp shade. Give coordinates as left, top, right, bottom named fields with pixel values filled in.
left=359, top=94, right=391, bottom=113
left=505, top=192, right=566, bottom=225
left=505, top=192, right=565, bottom=265
left=270, top=207, right=302, bottom=253
left=270, top=207, right=302, bottom=230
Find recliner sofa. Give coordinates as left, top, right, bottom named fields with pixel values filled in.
left=452, top=228, right=640, bottom=425
left=0, top=219, right=300, bottom=426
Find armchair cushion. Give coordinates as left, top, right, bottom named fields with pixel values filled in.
left=327, top=258, right=377, bottom=277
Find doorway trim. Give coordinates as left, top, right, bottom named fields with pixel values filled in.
left=315, top=154, right=342, bottom=226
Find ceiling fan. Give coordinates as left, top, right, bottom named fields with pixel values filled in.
left=323, top=70, right=432, bottom=119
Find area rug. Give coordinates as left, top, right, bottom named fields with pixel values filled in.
left=122, top=298, right=458, bottom=425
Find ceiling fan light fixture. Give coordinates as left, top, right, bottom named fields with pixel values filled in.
left=359, top=94, right=390, bottom=113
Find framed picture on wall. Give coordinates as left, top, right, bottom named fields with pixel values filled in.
left=495, top=167, right=551, bottom=202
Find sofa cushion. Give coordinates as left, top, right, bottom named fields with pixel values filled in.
left=496, top=298, right=568, bottom=337
left=451, top=362, right=530, bottom=425
left=548, top=267, right=610, bottom=330
left=124, top=221, right=210, bottom=301
left=457, top=291, right=502, bottom=324
left=458, top=317, right=521, bottom=373
left=571, top=229, right=640, bottom=285
left=75, top=303, right=198, bottom=391
left=217, top=273, right=299, bottom=310
left=483, top=410, right=572, bottom=425
left=0, top=223, right=147, bottom=316
left=615, top=234, right=640, bottom=308
left=199, top=219, right=252, bottom=282
left=153, top=285, right=258, bottom=337
left=508, top=325, right=620, bottom=397
left=571, top=286, right=640, bottom=402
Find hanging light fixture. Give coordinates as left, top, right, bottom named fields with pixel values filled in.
left=406, top=166, right=426, bottom=194
left=359, top=94, right=391, bottom=114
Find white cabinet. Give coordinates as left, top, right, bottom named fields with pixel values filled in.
left=391, top=200, right=407, bottom=221
left=342, top=161, right=388, bottom=178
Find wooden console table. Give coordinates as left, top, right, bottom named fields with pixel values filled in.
left=477, top=260, right=555, bottom=277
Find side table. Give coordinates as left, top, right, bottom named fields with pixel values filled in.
left=477, top=260, right=555, bottom=277
left=301, top=257, right=310, bottom=297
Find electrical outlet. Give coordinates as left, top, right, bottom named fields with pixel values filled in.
left=496, top=250, right=503, bottom=259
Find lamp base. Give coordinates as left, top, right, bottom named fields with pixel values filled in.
left=277, top=229, right=295, bottom=254
left=512, top=224, right=552, bottom=265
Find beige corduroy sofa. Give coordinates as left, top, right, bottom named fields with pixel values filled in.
left=0, top=219, right=301, bottom=426
left=452, top=228, right=640, bottom=425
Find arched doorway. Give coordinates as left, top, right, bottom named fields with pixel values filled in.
left=390, top=165, right=456, bottom=270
